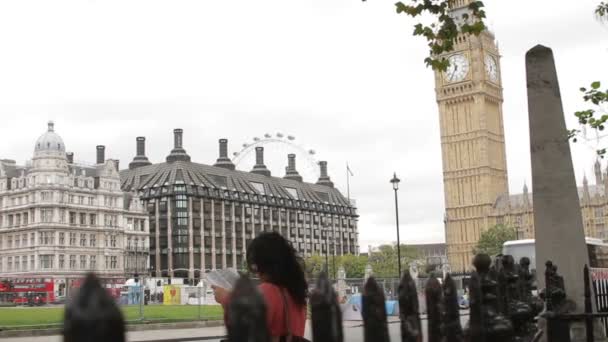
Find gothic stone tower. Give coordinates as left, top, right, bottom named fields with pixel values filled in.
left=435, top=0, right=509, bottom=272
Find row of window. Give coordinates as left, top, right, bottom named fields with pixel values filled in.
left=0, top=231, right=145, bottom=249
left=0, top=210, right=130, bottom=229
left=0, top=190, right=122, bottom=208
left=149, top=201, right=356, bottom=228
left=145, top=192, right=356, bottom=217
left=1, top=172, right=121, bottom=191
left=0, top=254, right=119, bottom=272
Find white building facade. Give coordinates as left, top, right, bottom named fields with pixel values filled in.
left=0, top=122, right=148, bottom=296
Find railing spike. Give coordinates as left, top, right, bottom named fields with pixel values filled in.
left=362, top=276, right=390, bottom=342
left=426, top=277, right=443, bottom=342
left=311, top=272, right=344, bottom=342
left=466, top=271, right=483, bottom=342
left=228, top=275, right=270, bottom=342
left=398, top=270, right=422, bottom=342
left=442, top=274, right=463, bottom=342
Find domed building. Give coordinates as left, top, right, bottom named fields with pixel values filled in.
left=0, top=122, right=148, bottom=301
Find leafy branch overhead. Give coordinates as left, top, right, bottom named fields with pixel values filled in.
left=395, top=0, right=487, bottom=71
left=597, top=2, right=608, bottom=19
left=569, top=82, right=608, bottom=156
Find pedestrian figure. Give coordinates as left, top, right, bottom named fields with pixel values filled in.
left=63, top=273, right=126, bottom=342
left=214, top=232, right=310, bottom=342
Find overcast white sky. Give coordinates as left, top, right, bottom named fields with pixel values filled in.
left=0, top=0, right=607, bottom=251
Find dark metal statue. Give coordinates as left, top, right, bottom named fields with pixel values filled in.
left=544, top=261, right=568, bottom=313
left=398, top=270, right=422, bottom=342
left=228, top=275, right=270, bottom=342
left=310, top=272, right=344, bottom=342
left=517, top=257, right=543, bottom=317
left=362, top=276, right=390, bottom=342
left=499, top=255, right=535, bottom=341
left=540, top=261, right=572, bottom=342
left=442, top=274, right=464, bottom=342
left=426, top=277, right=443, bottom=342
left=466, top=253, right=514, bottom=342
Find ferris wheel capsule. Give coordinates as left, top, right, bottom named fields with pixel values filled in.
left=276, top=133, right=284, bottom=138
left=242, top=143, right=249, bottom=148
left=233, top=152, right=239, bottom=157
left=309, top=149, right=316, bottom=155
left=253, top=137, right=260, bottom=142
left=287, top=135, right=295, bottom=141
left=264, top=133, right=271, bottom=138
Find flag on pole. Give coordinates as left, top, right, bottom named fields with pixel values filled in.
left=347, top=163, right=354, bottom=177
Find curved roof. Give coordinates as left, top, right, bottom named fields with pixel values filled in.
left=120, top=160, right=355, bottom=214
left=34, top=121, right=66, bottom=155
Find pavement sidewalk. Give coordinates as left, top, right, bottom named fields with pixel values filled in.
left=0, top=325, right=227, bottom=342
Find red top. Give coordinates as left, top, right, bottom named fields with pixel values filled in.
left=221, top=282, right=307, bottom=337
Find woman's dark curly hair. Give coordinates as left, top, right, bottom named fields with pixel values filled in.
left=246, top=232, right=308, bottom=306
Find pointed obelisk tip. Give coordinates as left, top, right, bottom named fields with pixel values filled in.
left=526, top=44, right=553, bottom=59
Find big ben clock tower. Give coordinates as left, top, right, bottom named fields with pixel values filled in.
left=435, top=0, right=509, bottom=272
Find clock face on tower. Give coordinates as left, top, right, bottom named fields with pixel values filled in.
left=484, top=54, right=498, bottom=82
left=444, top=53, right=469, bottom=83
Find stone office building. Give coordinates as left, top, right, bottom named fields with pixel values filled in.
left=0, top=122, right=149, bottom=291
left=120, top=129, right=359, bottom=280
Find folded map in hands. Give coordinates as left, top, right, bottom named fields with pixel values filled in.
left=204, top=268, right=240, bottom=290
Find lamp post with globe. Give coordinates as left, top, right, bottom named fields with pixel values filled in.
left=390, top=173, right=402, bottom=278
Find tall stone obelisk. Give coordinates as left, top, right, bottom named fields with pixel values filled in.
left=527, top=45, right=590, bottom=311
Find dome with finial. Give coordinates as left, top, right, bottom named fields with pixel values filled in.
left=34, top=121, right=66, bottom=155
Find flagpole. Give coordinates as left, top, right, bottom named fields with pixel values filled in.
left=346, top=163, right=351, bottom=204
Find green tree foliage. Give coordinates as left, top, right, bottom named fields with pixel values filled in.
left=570, top=5, right=607, bottom=155
left=474, top=224, right=516, bottom=257
left=368, top=244, right=419, bottom=278
left=303, top=254, right=369, bottom=279
left=570, top=83, right=608, bottom=158
left=340, top=254, right=369, bottom=278
left=394, top=0, right=487, bottom=71
left=597, top=2, right=608, bottom=19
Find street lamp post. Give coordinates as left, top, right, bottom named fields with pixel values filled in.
left=390, top=173, right=402, bottom=278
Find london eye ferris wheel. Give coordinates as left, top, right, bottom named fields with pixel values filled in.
left=231, top=133, right=321, bottom=183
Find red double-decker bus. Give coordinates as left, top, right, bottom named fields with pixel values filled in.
left=67, top=277, right=124, bottom=301
left=0, top=278, right=55, bottom=305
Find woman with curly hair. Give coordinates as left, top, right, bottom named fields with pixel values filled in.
left=213, top=232, right=308, bottom=341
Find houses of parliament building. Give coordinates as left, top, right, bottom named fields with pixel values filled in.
left=436, top=0, right=607, bottom=272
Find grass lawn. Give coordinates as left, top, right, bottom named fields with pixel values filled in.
left=0, top=305, right=223, bottom=329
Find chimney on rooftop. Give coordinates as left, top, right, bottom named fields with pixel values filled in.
left=316, top=161, right=334, bottom=187
left=214, top=139, right=236, bottom=170
left=250, top=147, right=271, bottom=177
left=166, top=128, right=191, bottom=163
left=96, top=146, right=105, bottom=164
left=284, top=154, right=303, bottom=182
left=129, top=136, right=152, bottom=169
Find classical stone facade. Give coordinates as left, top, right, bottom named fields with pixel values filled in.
left=120, top=129, right=359, bottom=281
left=435, top=0, right=509, bottom=273
left=0, top=122, right=148, bottom=294
left=492, top=166, right=608, bottom=245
